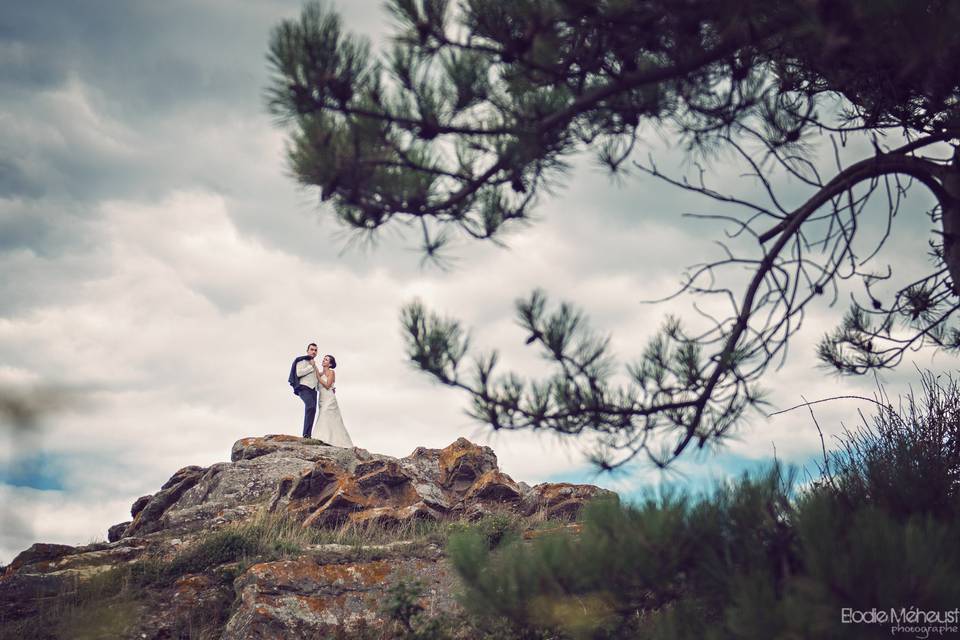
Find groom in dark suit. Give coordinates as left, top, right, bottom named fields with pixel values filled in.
left=288, top=343, right=320, bottom=438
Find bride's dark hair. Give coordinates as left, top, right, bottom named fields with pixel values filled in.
left=325, top=354, right=337, bottom=369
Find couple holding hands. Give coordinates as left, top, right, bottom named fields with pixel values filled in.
left=288, top=342, right=353, bottom=447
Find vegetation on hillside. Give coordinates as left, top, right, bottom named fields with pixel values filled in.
left=431, top=372, right=960, bottom=639
left=0, top=508, right=546, bottom=640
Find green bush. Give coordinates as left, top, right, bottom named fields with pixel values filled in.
left=815, top=370, right=960, bottom=520
left=384, top=579, right=427, bottom=636
left=449, top=467, right=801, bottom=639
left=378, top=577, right=544, bottom=640
left=447, top=372, right=960, bottom=639
left=446, top=512, right=524, bottom=551
left=167, top=530, right=263, bottom=577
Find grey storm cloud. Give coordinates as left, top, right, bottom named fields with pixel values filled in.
left=0, top=158, right=45, bottom=200
left=0, top=0, right=446, bottom=268
left=1, top=0, right=314, bottom=261
left=2, top=1, right=275, bottom=107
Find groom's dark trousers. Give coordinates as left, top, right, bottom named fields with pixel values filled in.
left=296, top=386, right=317, bottom=438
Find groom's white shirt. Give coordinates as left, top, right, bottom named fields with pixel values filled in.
left=296, top=359, right=319, bottom=389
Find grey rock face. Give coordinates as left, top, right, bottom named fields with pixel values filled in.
left=3, top=435, right=617, bottom=639
left=223, top=551, right=455, bottom=639
left=108, top=521, right=131, bottom=542
left=107, top=435, right=614, bottom=543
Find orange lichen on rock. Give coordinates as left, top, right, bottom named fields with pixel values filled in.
left=282, top=593, right=332, bottom=615
left=437, top=438, right=497, bottom=488
left=288, top=460, right=342, bottom=501
left=348, top=501, right=442, bottom=527
left=0, top=435, right=617, bottom=638
left=525, top=482, right=616, bottom=518
left=535, top=482, right=583, bottom=504
left=317, top=560, right=393, bottom=587
left=172, top=574, right=216, bottom=609
left=301, top=477, right=371, bottom=528
left=244, top=557, right=393, bottom=591
left=238, top=434, right=301, bottom=447
left=464, top=469, right=523, bottom=502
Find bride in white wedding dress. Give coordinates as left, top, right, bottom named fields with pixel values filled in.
left=313, top=354, right=353, bottom=447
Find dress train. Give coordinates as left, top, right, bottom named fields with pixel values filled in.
left=313, top=382, right=353, bottom=447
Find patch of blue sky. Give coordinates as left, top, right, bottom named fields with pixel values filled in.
left=0, top=451, right=67, bottom=491
left=549, top=449, right=829, bottom=505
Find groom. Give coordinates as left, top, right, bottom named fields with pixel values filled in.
left=288, top=342, right=321, bottom=438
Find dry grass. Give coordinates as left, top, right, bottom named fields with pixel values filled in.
left=222, top=504, right=556, bottom=553
left=0, top=570, right=139, bottom=640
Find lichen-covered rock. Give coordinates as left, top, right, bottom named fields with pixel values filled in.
left=523, top=482, right=616, bottom=518
left=123, top=465, right=208, bottom=537
left=16, top=539, right=149, bottom=576
left=1, top=435, right=616, bottom=638
left=349, top=501, right=443, bottom=527
left=465, top=469, right=523, bottom=503
left=231, top=434, right=311, bottom=462
left=302, top=481, right=369, bottom=528
left=437, top=438, right=499, bottom=491
left=223, top=553, right=456, bottom=639
left=107, top=436, right=615, bottom=541
left=3, top=543, right=75, bottom=576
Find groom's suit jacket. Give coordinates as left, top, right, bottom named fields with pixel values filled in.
left=288, top=355, right=317, bottom=394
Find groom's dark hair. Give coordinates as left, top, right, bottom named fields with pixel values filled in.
left=326, top=354, right=337, bottom=369
left=307, top=343, right=317, bottom=349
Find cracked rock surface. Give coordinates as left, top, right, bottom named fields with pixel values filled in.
left=1, top=436, right=615, bottom=638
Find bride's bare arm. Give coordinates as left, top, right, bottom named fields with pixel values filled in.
left=318, top=370, right=336, bottom=390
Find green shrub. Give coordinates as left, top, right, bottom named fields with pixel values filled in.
left=446, top=372, right=960, bottom=639
left=167, top=530, right=263, bottom=577
left=384, top=578, right=427, bottom=636
left=448, top=467, right=801, bottom=639
left=446, top=512, right=524, bottom=551
left=814, top=370, right=960, bottom=520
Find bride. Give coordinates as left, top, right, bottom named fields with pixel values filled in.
left=313, top=354, right=353, bottom=447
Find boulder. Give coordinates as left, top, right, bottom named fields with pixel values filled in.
left=523, top=482, right=617, bottom=518
left=437, top=438, right=499, bottom=491
left=464, top=469, right=523, bottom=503
left=130, top=494, right=152, bottom=518
left=107, top=521, right=131, bottom=542
left=123, top=465, right=208, bottom=537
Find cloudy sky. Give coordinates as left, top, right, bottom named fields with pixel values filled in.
left=0, top=0, right=952, bottom=563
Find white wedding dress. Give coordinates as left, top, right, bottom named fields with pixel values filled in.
left=313, top=378, right=353, bottom=447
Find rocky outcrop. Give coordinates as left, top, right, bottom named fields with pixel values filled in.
left=110, top=436, right=609, bottom=542
left=0, top=435, right=616, bottom=638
